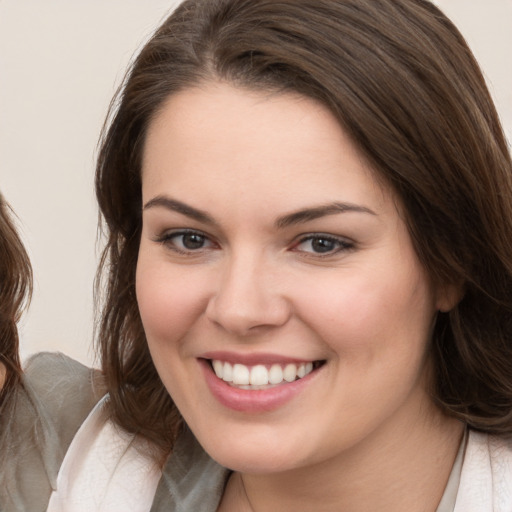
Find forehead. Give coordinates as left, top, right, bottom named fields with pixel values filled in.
left=142, top=81, right=392, bottom=214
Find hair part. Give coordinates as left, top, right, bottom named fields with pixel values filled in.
left=96, top=0, right=512, bottom=453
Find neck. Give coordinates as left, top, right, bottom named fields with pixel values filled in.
left=219, top=407, right=464, bottom=512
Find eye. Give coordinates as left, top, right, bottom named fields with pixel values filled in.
left=156, top=230, right=216, bottom=253
left=292, top=234, right=353, bottom=255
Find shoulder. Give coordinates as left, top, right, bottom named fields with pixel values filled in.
left=465, top=430, right=512, bottom=466
left=25, top=350, right=102, bottom=394
left=151, top=426, right=229, bottom=511
left=48, top=397, right=162, bottom=512
left=454, top=431, right=512, bottom=512
left=0, top=353, right=105, bottom=512
left=24, top=351, right=105, bottom=447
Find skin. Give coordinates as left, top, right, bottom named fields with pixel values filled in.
left=0, top=363, right=5, bottom=390
left=137, top=82, right=463, bottom=511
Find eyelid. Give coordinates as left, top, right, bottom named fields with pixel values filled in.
left=290, top=233, right=355, bottom=256
left=154, top=228, right=218, bottom=253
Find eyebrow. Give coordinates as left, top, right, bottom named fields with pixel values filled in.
left=143, top=195, right=375, bottom=228
left=143, top=196, right=217, bottom=225
left=275, top=202, right=376, bottom=228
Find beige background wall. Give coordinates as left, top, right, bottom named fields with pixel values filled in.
left=0, top=1, right=510, bottom=367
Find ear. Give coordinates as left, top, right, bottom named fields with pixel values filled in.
left=435, top=281, right=464, bottom=313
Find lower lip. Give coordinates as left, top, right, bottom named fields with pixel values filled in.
left=200, top=360, right=319, bottom=413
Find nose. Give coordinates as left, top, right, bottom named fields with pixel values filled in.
left=205, top=252, right=292, bottom=336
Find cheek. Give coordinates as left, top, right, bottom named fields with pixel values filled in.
left=294, top=265, right=436, bottom=354
left=135, top=256, right=209, bottom=346
left=296, top=275, right=388, bottom=340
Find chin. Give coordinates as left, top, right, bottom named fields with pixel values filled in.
left=193, top=424, right=312, bottom=474
left=210, top=448, right=300, bottom=474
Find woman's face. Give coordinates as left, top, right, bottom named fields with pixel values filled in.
left=137, top=82, right=452, bottom=474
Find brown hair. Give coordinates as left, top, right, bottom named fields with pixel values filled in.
left=0, top=194, right=32, bottom=404
left=96, top=0, right=512, bottom=453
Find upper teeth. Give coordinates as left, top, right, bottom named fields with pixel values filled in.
left=212, top=360, right=314, bottom=387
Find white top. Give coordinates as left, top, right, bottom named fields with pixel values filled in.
left=48, top=399, right=512, bottom=512
left=454, top=431, right=512, bottom=511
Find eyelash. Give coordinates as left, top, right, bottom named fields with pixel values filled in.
left=155, top=229, right=216, bottom=254
left=291, top=234, right=354, bottom=257
left=156, top=230, right=354, bottom=257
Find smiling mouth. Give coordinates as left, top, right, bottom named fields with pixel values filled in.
left=208, top=359, right=325, bottom=390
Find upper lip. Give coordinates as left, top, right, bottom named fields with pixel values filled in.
left=200, top=351, right=321, bottom=366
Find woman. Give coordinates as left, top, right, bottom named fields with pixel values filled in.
left=0, top=193, right=104, bottom=511
left=49, top=0, right=512, bottom=510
